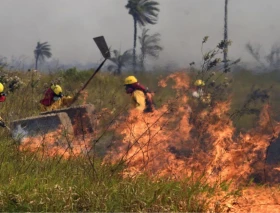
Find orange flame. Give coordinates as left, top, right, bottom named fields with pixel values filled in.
left=18, top=71, right=280, bottom=211
left=19, top=125, right=92, bottom=159
left=105, top=72, right=280, bottom=184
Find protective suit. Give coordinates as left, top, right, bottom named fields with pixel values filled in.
left=192, top=79, right=211, bottom=104
left=124, top=76, right=155, bottom=113
left=39, top=84, right=73, bottom=112
left=0, top=83, right=7, bottom=127
left=131, top=90, right=146, bottom=111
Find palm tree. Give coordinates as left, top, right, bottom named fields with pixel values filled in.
left=107, top=49, right=133, bottom=75
left=223, top=0, right=229, bottom=71
left=138, top=28, right=163, bottom=71
left=34, top=41, right=52, bottom=70
left=125, top=0, right=160, bottom=73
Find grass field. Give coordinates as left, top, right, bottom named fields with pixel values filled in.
left=0, top=67, right=279, bottom=211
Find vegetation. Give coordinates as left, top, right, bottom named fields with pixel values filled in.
left=107, top=49, right=133, bottom=75
left=0, top=139, right=239, bottom=212
left=246, top=42, right=280, bottom=71
left=34, top=42, right=52, bottom=70
left=138, top=28, right=163, bottom=71
left=0, top=64, right=279, bottom=211
left=0, top=0, right=279, bottom=211
left=125, top=0, right=160, bottom=72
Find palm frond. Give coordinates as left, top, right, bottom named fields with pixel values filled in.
left=138, top=27, right=163, bottom=69
left=126, top=0, right=160, bottom=26
left=34, top=41, right=52, bottom=61
left=107, top=49, right=133, bottom=74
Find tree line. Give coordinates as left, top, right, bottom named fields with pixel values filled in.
left=32, top=0, right=278, bottom=74
left=33, top=0, right=162, bottom=74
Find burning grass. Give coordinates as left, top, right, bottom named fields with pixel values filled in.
left=19, top=130, right=92, bottom=159
left=1, top=71, right=280, bottom=211
left=105, top=72, right=280, bottom=185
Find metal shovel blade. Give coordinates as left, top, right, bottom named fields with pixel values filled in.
left=93, top=36, right=111, bottom=59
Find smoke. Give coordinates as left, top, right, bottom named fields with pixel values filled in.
left=0, top=0, right=279, bottom=69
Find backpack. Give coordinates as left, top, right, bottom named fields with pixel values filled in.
left=131, top=82, right=155, bottom=113
left=144, top=92, right=155, bottom=113
left=40, top=88, right=55, bottom=106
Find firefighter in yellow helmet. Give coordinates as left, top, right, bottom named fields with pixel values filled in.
left=194, top=79, right=205, bottom=87
left=0, top=83, right=7, bottom=128
left=124, top=76, right=154, bottom=112
left=39, top=84, right=73, bottom=112
left=192, top=79, right=205, bottom=98
left=192, top=79, right=211, bottom=104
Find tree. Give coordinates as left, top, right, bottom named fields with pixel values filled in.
left=138, top=28, right=163, bottom=71
left=34, top=41, right=52, bottom=70
left=125, top=0, right=160, bottom=73
left=265, top=45, right=280, bottom=69
left=246, top=42, right=280, bottom=70
left=107, top=49, right=133, bottom=75
left=223, top=0, right=229, bottom=72
left=245, top=43, right=265, bottom=67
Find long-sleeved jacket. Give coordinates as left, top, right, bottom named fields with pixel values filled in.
left=39, top=96, right=73, bottom=112
left=39, top=88, right=73, bottom=112
left=131, top=90, right=146, bottom=111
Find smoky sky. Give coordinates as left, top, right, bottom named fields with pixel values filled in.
left=0, top=0, right=279, bottom=68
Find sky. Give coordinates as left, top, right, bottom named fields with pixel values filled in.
left=0, top=0, right=279, bottom=69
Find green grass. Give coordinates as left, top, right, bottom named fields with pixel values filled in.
left=0, top=67, right=279, bottom=211
left=0, top=140, right=237, bottom=212
left=0, top=69, right=177, bottom=128
left=230, top=69, right=280, bottom=130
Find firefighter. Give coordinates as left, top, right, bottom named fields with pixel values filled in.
left=192, top=79, right=205, bottom=98
left=124, top=76, right=155, bottom=113
left=39, top=84, right=73, bottom=112
left=192, top=79, right=211, bottom=104
left=0, top=83, right=7, bottom=128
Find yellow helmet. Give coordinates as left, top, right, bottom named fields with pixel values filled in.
left=51, top=84, right=62, bottom=95
left=0, top=83, right=4, bottom=93
left=194, top=79, right=205, bottom=86
left=124, top=76, right=137, bottom=85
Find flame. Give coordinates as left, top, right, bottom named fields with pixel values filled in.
left=19, top=125, right=92, bottom=159
left=18, top=104, right=113, bottom=159
left=18, top=71, right=280, bottom=211
left=105, top=73, right=193, bottom=178
left=19, top=71, right=280, bottom=185
left=105, top=72, right=280, bottom=184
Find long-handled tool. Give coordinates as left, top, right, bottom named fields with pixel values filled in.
left=69, top=36, right=111, bottom=106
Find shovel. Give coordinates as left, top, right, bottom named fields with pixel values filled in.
left=69, top=36, right=111, bottom=106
